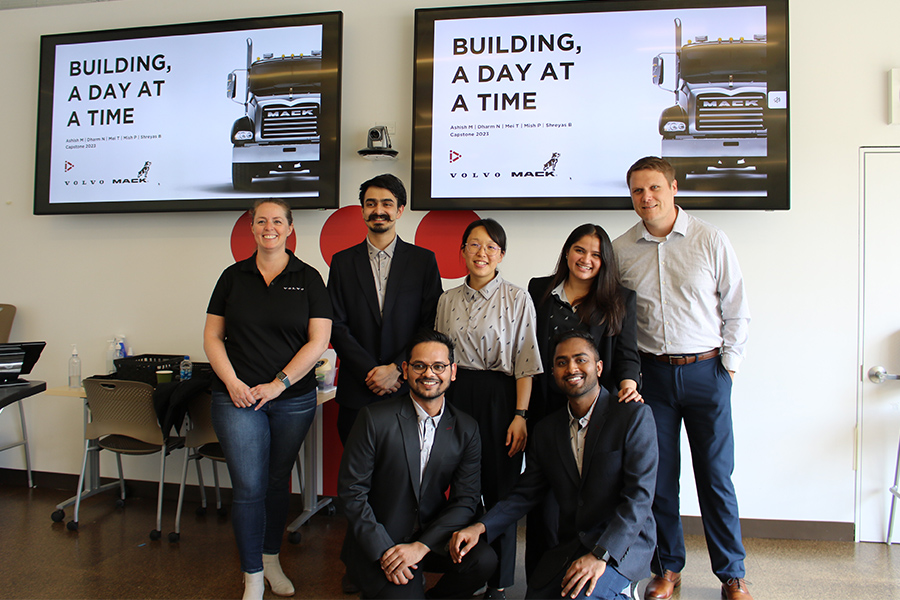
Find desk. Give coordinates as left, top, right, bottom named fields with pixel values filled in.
left=286, top=385, right=335, bottom=543
left=44, top=384, right=336, bottom=532
left=0, top=380, right=45, bottom=488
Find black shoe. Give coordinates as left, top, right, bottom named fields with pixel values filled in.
left=484, top=589, right=506, bottom=600
left=342, top=574, right=360, bottom=594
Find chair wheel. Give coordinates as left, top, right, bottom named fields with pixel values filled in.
left=115, top=498, right=126, bottom=508
left=288, top=530, right=302, bottom=544
left=325, top=503, right=337, bottom=517
left=217, top=506, right=228, bottom=517
left=51, top=509, right=65, bottom=523
left=66, top=520, right=79, bottom=532
left=149, top=529, right=161, bottom=541
left=168, top=532, right=180, bottom=543
left=195, top=506, right=207, bottom=516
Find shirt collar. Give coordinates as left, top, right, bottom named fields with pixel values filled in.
left=551, top=281, right=570, bottom=305
left=638, top=205, right=689, bottom=243
left=366, top=235, right=398, bottom=260
left=412, top=395, right=445, bottom=424
left=567, top=393, right=599, bottom=431
left=240, top=249, right=302, bottom=273
left=464, top=271, right=503, bottom=301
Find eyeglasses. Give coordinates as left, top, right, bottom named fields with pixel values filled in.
left=463, top=242, right=502, bottom=256
left=408, top=362, right=450, bottom=375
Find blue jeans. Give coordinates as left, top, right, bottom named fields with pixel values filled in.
left=211, top=389, right=317, bottom=574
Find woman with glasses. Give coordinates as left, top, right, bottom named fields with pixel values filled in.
left=523, top=223, right=641, bottom=578
left=435, top=218, right=542, bottom=599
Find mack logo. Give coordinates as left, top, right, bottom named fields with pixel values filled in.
left=113, top=160, right=151, bottom=184
left=272, top=109, right=315, bottom=117
left=702, top=99, right=760, bottom=108
left=511, top=171, right=556, bottom=177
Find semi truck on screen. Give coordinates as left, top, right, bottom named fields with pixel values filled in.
left=227, top=38, right=322, bottom=191
left=651, top=18, right=767, bottom=185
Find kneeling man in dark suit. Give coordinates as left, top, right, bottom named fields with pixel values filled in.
left=451, top=330, right=658, bottom=600
left=339, top=330, right=497, bottom=599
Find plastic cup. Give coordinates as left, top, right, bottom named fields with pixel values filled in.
left=156, top=370, right=173, bottom=384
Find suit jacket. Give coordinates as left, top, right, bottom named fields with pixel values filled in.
left=528, top=275, right=641, bottom=421
left=338, top=395, right=482, bottom=597
left=328, top=237, right=443, bottom=410
left=481, top=386, right=657, bottom=583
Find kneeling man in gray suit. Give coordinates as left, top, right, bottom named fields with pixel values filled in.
left=339, top=330, right=497, bottom=599
left=451, top=330, right=658, bottom=600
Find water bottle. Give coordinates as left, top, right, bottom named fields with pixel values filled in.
left=68, top=345, right=82, bottom=388
left=106, top=339, right=117, bottom=374
left=180, top=355, right=193, bottom=381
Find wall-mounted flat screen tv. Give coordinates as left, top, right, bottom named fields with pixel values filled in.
left=413, top=0, right=788, bottom=210
left=34, top=12, right=342, bottom=215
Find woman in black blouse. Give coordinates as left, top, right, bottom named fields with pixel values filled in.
left=524, top=223, right=641, bottom=578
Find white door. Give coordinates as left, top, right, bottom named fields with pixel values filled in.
left=858, top=147, right=900, bottom=542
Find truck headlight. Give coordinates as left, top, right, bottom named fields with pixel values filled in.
left=234, top=131, right=253, bottom=141
left=662, top=121, right=686, bottom=133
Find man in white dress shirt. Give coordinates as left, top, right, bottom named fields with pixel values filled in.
left=613, top=157, right=752, bottom=600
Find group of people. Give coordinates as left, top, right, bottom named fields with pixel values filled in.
left=202, top=156, right=752, bottom=600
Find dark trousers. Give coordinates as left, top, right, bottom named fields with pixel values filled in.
left=447, top=369, right=521, bottom=590
left=366, top=542, right=498, bottom=599
left=640, top=355, right=746, bottom=580
left=525, top=540, right=632, bottom=600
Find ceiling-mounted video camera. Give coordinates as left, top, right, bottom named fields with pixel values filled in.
left=358, top=125, right=398, bottom=160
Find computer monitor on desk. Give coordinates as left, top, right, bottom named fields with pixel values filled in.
left=0, top=342, right=46, bottom=387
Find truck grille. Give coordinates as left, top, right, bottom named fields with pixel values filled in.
left=260, top=103, right=319, bottom=141
left=695, top=93, right=765, bottom=132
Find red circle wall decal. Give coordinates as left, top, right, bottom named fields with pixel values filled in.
left=319, top=206, right=368, bottom=267
left=415, top=210, right=480, bottom=280
left=230, top=210, right=297, bottom=262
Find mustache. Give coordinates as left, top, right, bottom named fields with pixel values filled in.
left=367, top=214, right=392, bottom=222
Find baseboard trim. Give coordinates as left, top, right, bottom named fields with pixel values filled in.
left=0, top=467, right=234, bottom=504
left=1, top=468, right=855, bottom=541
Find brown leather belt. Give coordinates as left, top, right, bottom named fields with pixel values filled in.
left=640, top=348, right=720, bottom=366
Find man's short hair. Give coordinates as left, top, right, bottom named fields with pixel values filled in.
left=406, top=330, right=455, bottom=364
left=626, top=156, right=676, bottom=188
left=551, top=330, right=600, bottom=362
left=359, top=174, right=407, bottom=207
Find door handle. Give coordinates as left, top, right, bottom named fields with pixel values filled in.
left=869, top=366, right=900, bottom=384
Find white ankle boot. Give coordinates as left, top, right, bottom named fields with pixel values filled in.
left=242, top=571, right=264, bottom=600
left=263, top=553, right=295, bottom=596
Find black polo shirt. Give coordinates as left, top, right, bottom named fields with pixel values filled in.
left=207, top=250, right=332, bottom=397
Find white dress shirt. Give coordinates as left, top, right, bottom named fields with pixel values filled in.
left=366, top=235, right=398, bottom=315
left=613, top=207, right=750, bottom=372
left=412, top=397, right=445, bottom=485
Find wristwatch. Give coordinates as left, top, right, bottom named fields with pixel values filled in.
left=591, top=545, right=612, bottom=563
left=514, top=409, right=529, bottom=420
left=276, top=371, right=290, bottom=388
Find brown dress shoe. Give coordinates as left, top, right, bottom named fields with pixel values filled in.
left=644, top=570, right=681, bottom=600
left=721, top=578, right=753, bottom=600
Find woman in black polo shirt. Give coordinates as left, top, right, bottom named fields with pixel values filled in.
left=203, top=199, right=332, bottom=600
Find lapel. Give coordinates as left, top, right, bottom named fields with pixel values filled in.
left=580, top=388, right=612, bottom=483
left=351, top=241, right=382, bottom=325
left=397, top=398, right=421, bottom=501
left=554, top=409, right=582, bottom=489
left=382, top=238, right=409, bottom=321
left=421, top=403, right=455, bottom=495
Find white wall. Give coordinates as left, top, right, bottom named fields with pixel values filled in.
left=1, top=0, right=899, bottom=528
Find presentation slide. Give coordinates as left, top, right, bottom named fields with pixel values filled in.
left=42, top=23, right=324, bottom=206
left=425, top=4, right=780, bottom=204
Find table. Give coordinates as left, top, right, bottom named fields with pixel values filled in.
left=45, top=385, right=122, bottom=522
left=0, top=380, right=45, bottom=488
left=286, top=385, right=335, bottom=543
left=44, top=384, right=336, bottom=532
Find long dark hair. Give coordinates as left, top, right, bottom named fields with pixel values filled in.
left=542, top=224, right=626, bottom=336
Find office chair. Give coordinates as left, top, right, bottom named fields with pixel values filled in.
left=69, top=378, right=182, bottom=539
left=169, top=389, right=227, bottom=542
left=0, top=304, right=15, bottom=343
